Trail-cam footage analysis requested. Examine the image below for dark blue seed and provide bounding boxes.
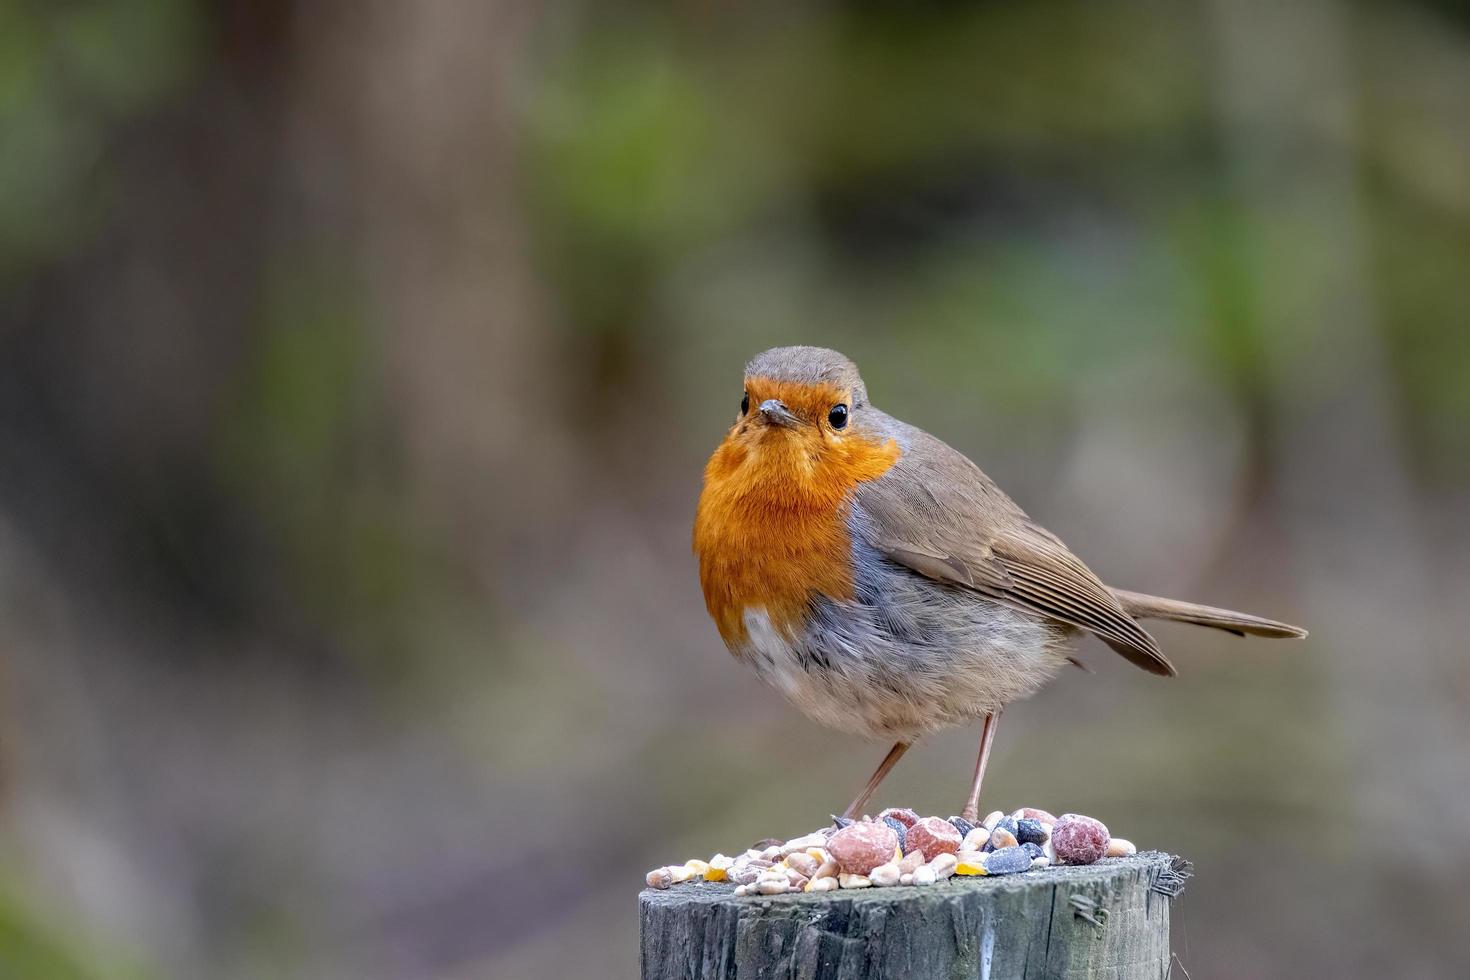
[832,815,854,830]
[883,816,909,851]
[948,815,975,838]
[1015,818,1048,845]
[1020,842,1044,858]
[995,815,1018,837]
[984,846,1032,875]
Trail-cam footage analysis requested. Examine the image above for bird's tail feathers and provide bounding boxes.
[1111,589,1307,639]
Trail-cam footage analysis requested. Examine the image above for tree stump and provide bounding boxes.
[640,851,1185,980]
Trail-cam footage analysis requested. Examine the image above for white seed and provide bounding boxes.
[1042,840,1057,864]
[982,810,1005,831]
[898,849,925,874]
[760,845,782,861]
[809,876,838,892]
[757,878,790,895]
[684,859,710,876]
[870,863,901,887]
[668,865,694,883]
[838,873,872,889]
[814,858,840,880]
[733,884,749,897]
[1030,856,1050,869]
[786,853,818,878]
[929,853,958,880]
[781,833,825,856]
[1106,837,1137,858]
[646,867,674,889]
[913,866,937,886]
[900,873,914,885]
[962,827,991,851]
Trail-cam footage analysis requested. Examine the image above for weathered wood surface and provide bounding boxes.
[640,852,1184,980]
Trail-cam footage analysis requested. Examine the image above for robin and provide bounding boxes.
[693,346,1306,822]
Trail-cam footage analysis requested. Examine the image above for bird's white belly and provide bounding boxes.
[741,607,809,698]
[740,606,866,734]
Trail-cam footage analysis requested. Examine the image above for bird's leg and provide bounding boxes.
[959,710,1001,824]
[841,741,910,820]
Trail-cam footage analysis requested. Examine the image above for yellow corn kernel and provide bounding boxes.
[705,854,733,881]
[954,859,988,876]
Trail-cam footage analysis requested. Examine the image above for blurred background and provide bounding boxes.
[2,0,1468,977]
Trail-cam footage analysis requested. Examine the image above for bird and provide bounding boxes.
[692,345,1306,823]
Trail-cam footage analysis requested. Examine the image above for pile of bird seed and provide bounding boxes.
[645,807,1136,894]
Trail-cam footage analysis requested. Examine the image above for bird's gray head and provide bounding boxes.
[730,346,873,439]
[744,346,868,405]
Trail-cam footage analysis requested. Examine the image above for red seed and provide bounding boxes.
[1051,813,1110,865]
[828,822,900,875]
[904,816,963,862]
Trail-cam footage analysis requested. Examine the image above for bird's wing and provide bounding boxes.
[854,422,1176,676]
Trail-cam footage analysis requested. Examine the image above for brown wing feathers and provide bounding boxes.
[990,528,1176,676]
[855,423,1179,675]
[860,485,1175,673]
[854,417,1304,674]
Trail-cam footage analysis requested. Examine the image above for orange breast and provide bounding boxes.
[693,416,899,652]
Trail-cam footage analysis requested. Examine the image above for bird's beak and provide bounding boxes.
[758,398,799,428]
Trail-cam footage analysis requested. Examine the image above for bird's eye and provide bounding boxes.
[828,404,849,429]
[740,392,750,415]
